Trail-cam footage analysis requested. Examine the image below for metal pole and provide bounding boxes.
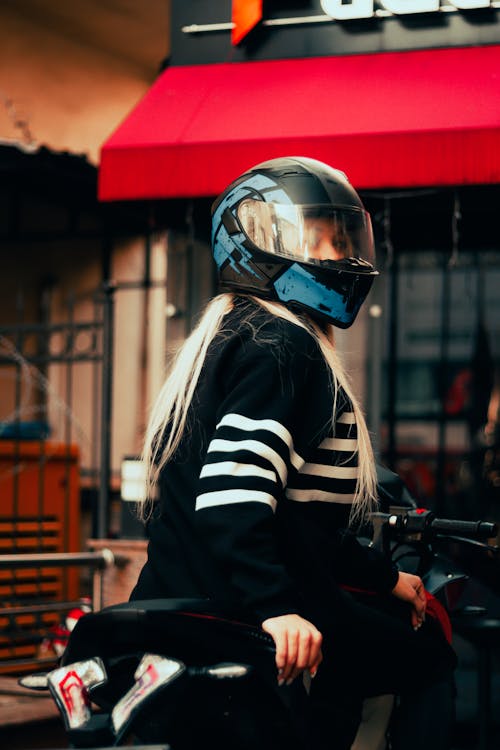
[0,550,119,569]
[98,282,115,539]
[436,257,451,517]
[386,253,399,470]
[185,201,195,333]
[367,300,384,458]
[0,601,93,617]
[137,233,152,456]
[92,567,104,611]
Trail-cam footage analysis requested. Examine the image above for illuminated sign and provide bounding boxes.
[232,0,262,45]
[321,0,492,19]
[182,0,497,45]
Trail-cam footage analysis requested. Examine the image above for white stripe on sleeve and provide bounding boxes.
[337,411,356,425]
[300,463,359,480]
[195,489,277,511]
[200,461,277,483]
[216,413,304,471]
[207,438,288,486]
[285,488,355,504]
[319,437,358,452]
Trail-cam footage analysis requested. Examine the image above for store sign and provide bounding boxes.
[183,0,495,43]
[173,0,499,63]
[321,0,491,19]
[232,0,262,45]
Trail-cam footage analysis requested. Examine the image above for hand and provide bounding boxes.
[262,613,323,686]
[391,571,427,630]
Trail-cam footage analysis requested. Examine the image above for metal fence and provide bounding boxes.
[0,282,114,671]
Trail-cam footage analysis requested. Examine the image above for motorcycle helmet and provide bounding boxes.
[211,156,377,328]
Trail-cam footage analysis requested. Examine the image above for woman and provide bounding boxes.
[131,157,456,749]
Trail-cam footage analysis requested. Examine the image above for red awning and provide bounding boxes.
[99,45,500,201]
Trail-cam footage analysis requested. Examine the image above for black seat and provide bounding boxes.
[63,598,275,669]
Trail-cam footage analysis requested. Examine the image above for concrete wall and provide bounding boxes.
[0,1,168,162]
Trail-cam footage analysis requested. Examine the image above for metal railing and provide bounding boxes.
[0,549,128,613]
[0,549,128,671]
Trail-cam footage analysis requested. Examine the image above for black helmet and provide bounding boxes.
[211,156,377,328]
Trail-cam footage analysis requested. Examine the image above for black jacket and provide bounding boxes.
[131,298,398,623]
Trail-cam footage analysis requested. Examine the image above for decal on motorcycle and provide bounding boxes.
[47,657,107,730]
[111,654,186,736]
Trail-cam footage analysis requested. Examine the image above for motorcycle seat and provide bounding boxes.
[62,598,275,669]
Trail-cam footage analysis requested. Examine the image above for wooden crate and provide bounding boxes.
[0,441,80,673]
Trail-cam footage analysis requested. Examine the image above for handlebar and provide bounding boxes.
[370,508,498,546]
[429,517,497,539]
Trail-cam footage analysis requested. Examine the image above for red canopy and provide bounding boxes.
[98,45,500,201]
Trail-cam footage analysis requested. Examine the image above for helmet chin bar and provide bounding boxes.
[272,262,375,329]
[220,259,375,329]
[344,274,371,315]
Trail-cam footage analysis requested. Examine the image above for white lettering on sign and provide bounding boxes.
[320,0,490,18]
[382,0,439,13]
[321,0,373,19]
[451,0,492,7]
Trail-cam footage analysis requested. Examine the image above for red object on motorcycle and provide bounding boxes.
[425,593,453,644]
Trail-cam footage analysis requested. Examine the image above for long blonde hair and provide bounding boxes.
[140,293,377,524]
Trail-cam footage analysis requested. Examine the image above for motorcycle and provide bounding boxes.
[23,599,306,750]
[20,487,499,750]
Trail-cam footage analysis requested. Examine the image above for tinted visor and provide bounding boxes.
[238,200,375,271]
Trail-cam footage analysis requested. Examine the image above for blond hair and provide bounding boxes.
[140,293,377,524]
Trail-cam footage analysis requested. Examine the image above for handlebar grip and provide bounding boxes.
[430,517,498,539]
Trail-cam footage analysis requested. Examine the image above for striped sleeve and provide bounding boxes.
[286,407,360,505]
[193,322,331,621]
[196,413,305,512]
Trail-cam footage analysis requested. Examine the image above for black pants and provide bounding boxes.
[390,676,456,750]
[307,676,455,750]
[305,591,457,750]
